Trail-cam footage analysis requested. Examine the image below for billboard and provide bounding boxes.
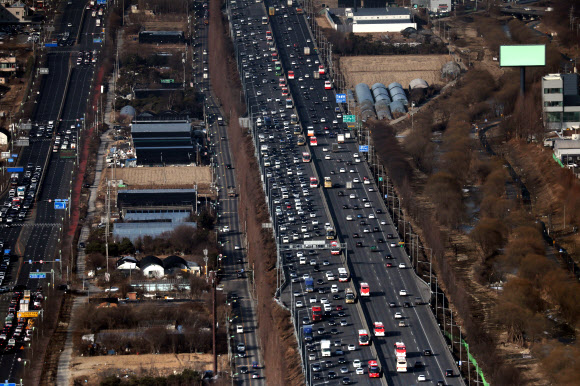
[17,311,39,318]
[500,45,545,67]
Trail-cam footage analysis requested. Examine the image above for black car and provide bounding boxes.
[324,360,333,368]
[338,191,344,196]
[342,204,348,209]
[373,227,380,232]
[404,302,411,308]
[337,357,346,364]
[385,254,393,259]
[424,349,433,356]
[414,361,424,368]
[356,242,363,247]
[317,328,325,335]
[332,294,340,300]
[327,319,337,326]
[240,366,249,374]
[352,233,359,238]
[331,328,339,334]
[342,377,351,385]
[328,371,337,379]
[445,369,453,377]
[226,164,233,169]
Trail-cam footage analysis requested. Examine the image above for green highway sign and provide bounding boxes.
[161,79,175,84]
[344,115,356,123]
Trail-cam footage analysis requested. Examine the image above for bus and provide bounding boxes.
[281,87,288,96]
[368,360,381,378]
[310,136,317,146]
[324,80,332,90]
[338,267,349,282]
[360,282,370,296]
[291,114,298,124]
[358,329,370,346]
[302,152,311,162]
[330,240,341,255]
[312,306,323,321]
[325,228,335,240]
[288,70,294,79]
[262,16,268,24]
[319,65,325,75]
[373,322,385,336]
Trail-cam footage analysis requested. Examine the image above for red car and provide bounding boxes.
[335,305,343,311]
[386,263,393,268]
[368,360,380,378]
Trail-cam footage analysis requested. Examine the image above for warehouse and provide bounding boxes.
[130,120,194,165]
[326,7,417,33]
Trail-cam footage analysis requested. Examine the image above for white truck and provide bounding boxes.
[321,340,331,357]
[337,133,345,144]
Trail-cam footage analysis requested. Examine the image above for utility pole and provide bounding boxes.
[212,271,217,377]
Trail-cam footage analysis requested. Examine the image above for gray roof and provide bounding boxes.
[119,189,197,195]
[140,31,184,36]
[131,121,191,134]
[113,222,197,242]
[124,212,190,223]
[341,7,411,17]
[353,19,413,25]
[554,139,580,149]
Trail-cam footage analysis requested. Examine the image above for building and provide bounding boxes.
[412,0,451,14]
[140,255,164,278]
[163,255,188,274]
[0,57,16,73]
[117,189,198,217]
[542,73,580,131]
[326,7,417,33]
[0,1,30,23]
[552,136,580,167]
[138,31,185,44]
[130,120,194,165]
[116,256,139,271]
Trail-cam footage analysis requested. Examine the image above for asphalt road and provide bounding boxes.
[0,0,102,382]
[229,0,464,385]
[192,3,265,384]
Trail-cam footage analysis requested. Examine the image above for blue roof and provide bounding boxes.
[124,212,190,223]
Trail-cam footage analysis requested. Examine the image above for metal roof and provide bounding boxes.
[140,31,184,36]
[351,7,411,17]
[113,222,198,242]
[124,212,190,222]
[131,121,191,133]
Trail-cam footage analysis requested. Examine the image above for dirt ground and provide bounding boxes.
[340,54,451,89]
[70,353,227,385]
[103,165,211,190]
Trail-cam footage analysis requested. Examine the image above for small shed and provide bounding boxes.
[140,255,164,278]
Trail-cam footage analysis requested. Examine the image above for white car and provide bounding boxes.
[325,154,331,160]
[390,242,397,247]
[364,202,371,208]
[296,300,304,308]
[297,251,304,258]
[309,212,317,218]
[346,215,353,221]
[356,367,364,375]
[234,245,241,250]
[321,297,329,304]
[398,263,406,269]
[353,359,362,368]
[399,289,408,296]
[339,168,346,173]
[417,375,426,382]
[310,296,317,303]
[349,194,356,199]
[368,213,375,219]
[381,220,387,225]
[394,312,402,319]
[353,178,360,183]
[322,147,328,152]
[348,344,356,351]
[331,284,339,293]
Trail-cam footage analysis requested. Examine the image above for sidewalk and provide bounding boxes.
[55,75,115,386]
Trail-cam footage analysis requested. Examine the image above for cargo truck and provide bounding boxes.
[332,143,339,153]
[268,6,275,15]
[304,46,310,55]
[312,306,323,321]
[346,181,353,189]
[324,177,332,188]
[321,340,331,356]
[337,134,345,144]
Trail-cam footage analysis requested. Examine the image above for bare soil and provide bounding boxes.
[103,166,212,191]
[340,54,451,89]
[70,353,227,386]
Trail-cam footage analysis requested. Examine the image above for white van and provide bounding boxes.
[236,325,243,334]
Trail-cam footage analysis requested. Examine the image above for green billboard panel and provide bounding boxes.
[344,115,356,123]
[500,45,545,67]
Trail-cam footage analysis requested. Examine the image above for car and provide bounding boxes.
[328,371,337,379]
[390,242,397,247]
[399,289,408,296]
[296,300,303,308]
[386,263,393,268]
[347,344,356,351]
[331,328,339,334]
[340,319,348,326]
[340,366,349,374]
[237,342,246,352]
[240,366,249,374]
[368,213,375,219]
[404,301,411,308]
[312,364,322,372]
[398,263,406,269]
[310,296,317,303]
[332,294,340,300]
[356,367,364,375]
[445,369,453,377]
[317,327,325,335]
[331,284,338,293]
[352,359,362,368]
[414,361,424,368]
[394,312,402,319]
[309,353,316,361]
[424,349,433,356]
[335,304,343,311]
[356,242,363,247]
[398,320,406,327]
[385,254,392,259]
[418,375,426,382]
[349,194,356,199]
[346,215,353,221]
[342,376,351,384]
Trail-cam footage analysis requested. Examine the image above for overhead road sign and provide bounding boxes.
[344,115,356,123]
[359,145,369,153]
[336,94,346,103]
[6,167,23,172]
[29,272,47,279]
[45,43,58,47]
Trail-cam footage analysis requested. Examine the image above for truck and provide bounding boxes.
[346,181,353,190]
[287,0,293,6]
[260,144,268,154]
[332,143,339,153]
[324,177,332,188]
[291,114,298,124]
[302,152,311,162]
[337,133,345,144]
[345,289,356,303]
[305,277,314,292]
[312,306,323,321]
[330,240,341,255]
[321,340,331,357]
[227,187,237,197]
[268,6,275,16]
[373,322,385,336]
[304,46,310,55]
[96,18,101,26]
[297,136,306,146]
[19,300,29,312]
[23,290,31,302]
[360,282,370,296]
[303,325,313,341]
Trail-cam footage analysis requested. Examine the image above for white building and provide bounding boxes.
[542,73,580,131]
[327,7,417,33]
[140,255,164,278]
[412,0,452,14]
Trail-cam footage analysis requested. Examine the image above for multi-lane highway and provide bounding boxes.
[229,0,463,384]
[193,2,265,383]
[0,0,103,382]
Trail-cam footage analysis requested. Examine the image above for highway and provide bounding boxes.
[230,0,464,384]
[0,0,102,382]
[192,1,265,383]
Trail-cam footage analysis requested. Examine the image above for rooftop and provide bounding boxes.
[131,121,191,134]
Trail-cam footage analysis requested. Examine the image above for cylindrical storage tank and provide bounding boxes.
[389,100,406,115]
[409,78,429,90]
[355,83,374,104]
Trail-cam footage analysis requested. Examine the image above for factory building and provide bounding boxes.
[326,7,417,33]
